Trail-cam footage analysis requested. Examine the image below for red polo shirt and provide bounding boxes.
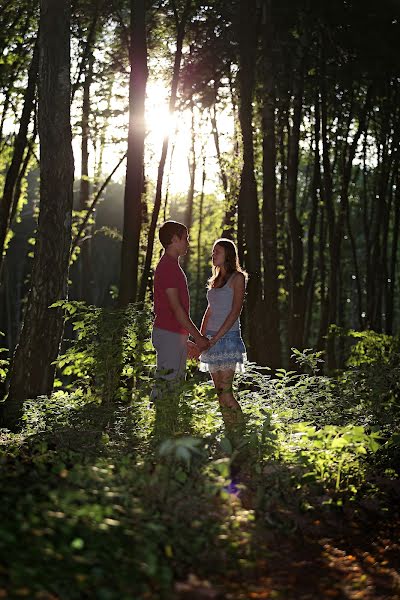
[153,253,190,334]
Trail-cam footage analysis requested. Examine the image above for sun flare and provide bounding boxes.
[72,76,234,199]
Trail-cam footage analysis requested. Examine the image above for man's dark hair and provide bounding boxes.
[159,221,187,249]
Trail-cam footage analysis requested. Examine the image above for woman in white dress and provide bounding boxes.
[189,238,247,418]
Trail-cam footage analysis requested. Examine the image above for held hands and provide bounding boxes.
[187,335,213,360]
[187,340,201,360]
[196,334,211,352]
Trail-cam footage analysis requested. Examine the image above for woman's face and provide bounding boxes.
[212,244,225,267]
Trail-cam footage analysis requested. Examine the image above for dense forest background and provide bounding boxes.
[0,0,400,421]
[1,2,400,598]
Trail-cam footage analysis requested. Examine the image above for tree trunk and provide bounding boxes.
[222,65,241,237]
[119,0,148,306]
[138,0,192,304]
[303,91,321,347]
[1,0,74,431]
[236,0,262,363]
[210,91,234,236]
[317,191,327,352]
[72,153,127,252]
[287,56,305,358]
[71,1,101,102]
[0,87,12,147]
[260,0,281,368]
[78,53,95,304]
[387,170,400,334]
[194,156,206,318]
[182,97,196,271]
[0,38,39,275]
[94,75,114,184]
[319,54,337,368]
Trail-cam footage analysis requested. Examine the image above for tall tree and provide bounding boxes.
[236,0,263,363]
[286,36,305,356]
[0,38,39,274]
[138,0,193,304]
[260,0,281,368]
[1,0,74,431]
[119,0,148,306]
[181,96,196,271]
[78,52,95,304]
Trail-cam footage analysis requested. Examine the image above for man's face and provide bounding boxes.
[173,232,189,256]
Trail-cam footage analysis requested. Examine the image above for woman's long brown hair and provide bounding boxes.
[208,238,248,289]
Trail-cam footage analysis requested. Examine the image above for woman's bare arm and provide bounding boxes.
[209,273,245,345]
[200,304,211,335]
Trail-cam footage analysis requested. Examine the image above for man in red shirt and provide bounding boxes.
[152,221,209,398]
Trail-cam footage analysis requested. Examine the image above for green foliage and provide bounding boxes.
[346,329,400,368]
[284,423,381,492]
[0,312,399,598]
[291,347,325,374]
[53,301,154,402]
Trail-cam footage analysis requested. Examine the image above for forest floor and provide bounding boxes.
[0,370,399,600]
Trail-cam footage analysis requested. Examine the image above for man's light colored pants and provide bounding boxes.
[151,327,188,399]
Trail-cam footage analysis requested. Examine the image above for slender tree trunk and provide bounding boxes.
[73,153,127,252]
[182,98,196,271]
[194,156,206,318]
[236,0,263,363]
[1,0,74,431]
[387,170,400,334]
[303,92,321,346]
[260,0,281,368]
[94,75,114,184]
[210,91,234,235]
[0,38,39,275]
[71,1,102,102]
[0,87,12,147]
[287,54,305,357]
[368,101,388,330]
[138,0,191,304]
[11,129,37,223]
[319,54,337,367]
[79,54,95,303]
[210,98,229,199]
[223,66,241,238]
[328,84,371,364]
[186,105,197,218]
[119,0,148,306]
[362,132,372,326]
[317,194,327,351]
[163,134,177,221]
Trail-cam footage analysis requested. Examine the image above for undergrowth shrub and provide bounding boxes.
[53,301,154,402]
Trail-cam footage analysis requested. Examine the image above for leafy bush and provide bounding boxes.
[53,301,154,402]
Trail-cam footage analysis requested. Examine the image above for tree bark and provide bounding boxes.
[303,91,321,347]
[387,169,400,334]
[260,0,281,368]
[287,54,305,358]
[182,97,196,271]
[194,155,206,318]
[0,38,39,275]
[78,53,95,303]
[138,0,192,304]
[1,0,74,431]
[119,0,148,306]
[236,0,263,363]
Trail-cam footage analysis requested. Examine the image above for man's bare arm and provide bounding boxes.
[166,288,209,351]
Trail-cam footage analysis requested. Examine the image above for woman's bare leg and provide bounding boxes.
[211,369,241,410]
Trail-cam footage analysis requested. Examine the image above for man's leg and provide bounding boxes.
[151,328,188,438]
[151,328,188,400]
